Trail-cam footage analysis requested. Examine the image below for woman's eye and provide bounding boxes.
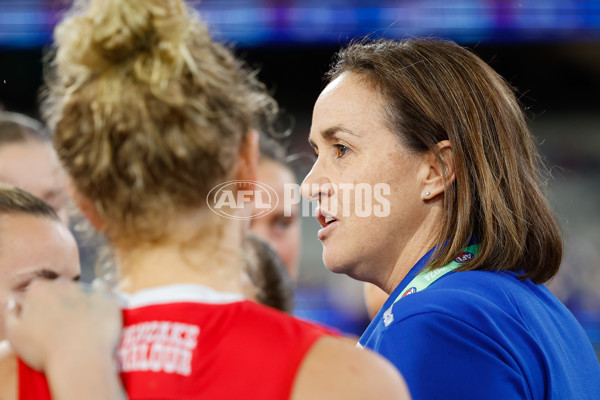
[334,144,349,158]
[273,217,291,230]
[269,214,291,231]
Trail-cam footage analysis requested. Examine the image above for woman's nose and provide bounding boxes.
[301,169,334,202]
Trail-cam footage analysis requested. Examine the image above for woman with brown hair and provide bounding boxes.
[302,38,600,398]
[7,1,408,399]
[0,112,69,225]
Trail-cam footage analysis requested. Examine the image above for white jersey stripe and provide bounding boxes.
[118,284,244,309]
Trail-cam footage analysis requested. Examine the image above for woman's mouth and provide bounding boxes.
[316,208,338,240]
[324,216,337,225]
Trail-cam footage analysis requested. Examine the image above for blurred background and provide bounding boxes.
[1,0,599,356]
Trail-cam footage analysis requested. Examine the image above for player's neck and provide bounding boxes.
[380,206,443,295]
[115,211,247,295]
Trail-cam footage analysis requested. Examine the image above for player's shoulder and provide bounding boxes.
[292,335,410,400]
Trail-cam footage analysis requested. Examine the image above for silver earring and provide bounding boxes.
[425,192,430,197]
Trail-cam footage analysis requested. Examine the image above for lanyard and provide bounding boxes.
[392,244,481,304]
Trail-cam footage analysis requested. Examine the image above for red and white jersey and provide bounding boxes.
[19,284,332,400]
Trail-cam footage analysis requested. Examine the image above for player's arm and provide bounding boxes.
[291,335,411,400]
[44,349,127,400]
[5,279,127,400]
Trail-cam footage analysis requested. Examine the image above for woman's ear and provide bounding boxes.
[421,140,455,201]
[235,130,259,183]
[66,178,106,231]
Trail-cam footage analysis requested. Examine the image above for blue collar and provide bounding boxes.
[370,236,480,322]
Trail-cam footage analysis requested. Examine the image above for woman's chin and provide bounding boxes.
[322,251,353,276]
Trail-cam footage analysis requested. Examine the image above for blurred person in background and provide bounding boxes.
[0,110,108,283]
[8,1,409,399]
[0,112,69,225]
[244,135,297,313]
[250,134,301,280]
[0,184,80,400]
[250,135,358,333]
[301,37,600,398]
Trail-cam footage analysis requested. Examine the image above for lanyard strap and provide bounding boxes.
[393,244,481,304]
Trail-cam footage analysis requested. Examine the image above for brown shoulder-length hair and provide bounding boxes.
[326,38,562,284]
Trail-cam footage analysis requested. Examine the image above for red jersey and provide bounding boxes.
[19,284,332,399]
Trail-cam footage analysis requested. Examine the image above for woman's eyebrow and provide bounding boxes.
[309,125,358,148]
[320,126,358,140]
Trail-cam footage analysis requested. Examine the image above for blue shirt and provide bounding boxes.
[359,249,600,399]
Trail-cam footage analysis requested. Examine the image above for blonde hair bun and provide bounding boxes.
[43,0,277,243]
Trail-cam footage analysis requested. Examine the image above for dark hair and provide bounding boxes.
[0,111,50,145]
[0,183,59,221]
[244,234,294,313]
[326,38,562,283]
